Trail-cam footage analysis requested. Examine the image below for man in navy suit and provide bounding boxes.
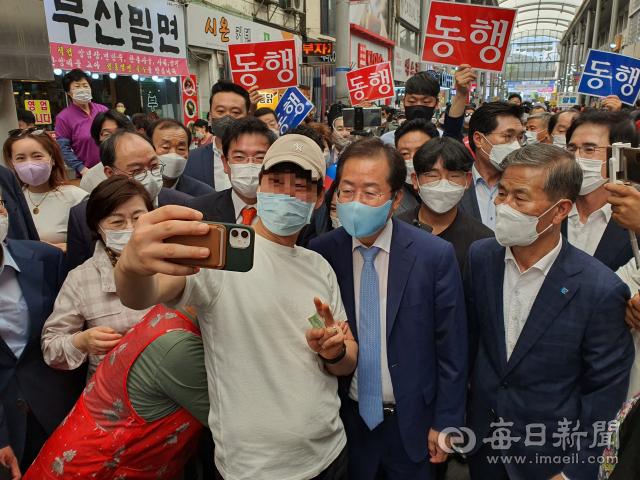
[563,109,638,271]
[66,131,191,271]
[0,188,85,477]
[308,138,467,479]
[464,144,634,480]
[184,81,260,190]
[0,165,38,241]
[146,118,214,198]
[459,101,525,230]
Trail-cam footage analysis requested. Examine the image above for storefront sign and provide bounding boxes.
[394,47,423,82]
[400,0,421,29]
[186,3,301,51]
[24,100,51,124]
[44,0,188,76]
[274,87,313,135]
[346,62,395,104]
[557,93,579,108]
[578,50,640,105]
[303,42,333,56]
[228,39,298,90]
[358,43,386,68]
[422,1,516,73]
[440,72,454,89]
[507,81,555,93]
[182,75,198,136]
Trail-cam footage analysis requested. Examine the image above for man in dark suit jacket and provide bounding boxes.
[0,165,38,241]
[66,131,191,271]
[562,109,639,272]
[183,81,255,190]
[464,144,633,480]
[0,231,85,475]
[308,138,467,479]
[146,118,214,198]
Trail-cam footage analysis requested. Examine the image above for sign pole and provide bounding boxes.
[336,0,351,103]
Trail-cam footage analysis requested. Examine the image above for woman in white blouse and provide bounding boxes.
[41,176,154,380]
[2,128,88,252]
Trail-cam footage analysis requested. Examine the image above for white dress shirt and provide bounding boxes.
[212,137,232,191]
[231,190,259,226]
[349,220,395,404]
[472,164,499,231]
[503,237,563,360]
[567,202,611,256]
[0,244,29,358]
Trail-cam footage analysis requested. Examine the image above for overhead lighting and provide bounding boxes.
[132,74,139,81]
[25,92,30,95]
[152,75,159,81]
[610,43,617,48]
[170,76,177,83]
[92,73,99,80]
[84,71,91,76]
[53,69,62,75]
[140,77,146,81]
[109,73,117,79]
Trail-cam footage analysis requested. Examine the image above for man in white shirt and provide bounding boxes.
[184,81,261,191]
[464,144,633,480]
[459,101,525,230]
[563,109,639,270]
[115,134,357,480]
[186,117,277,225]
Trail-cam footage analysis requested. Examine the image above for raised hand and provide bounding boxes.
[305,297,345,360]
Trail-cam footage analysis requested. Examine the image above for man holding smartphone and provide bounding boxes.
[114,134,357,480]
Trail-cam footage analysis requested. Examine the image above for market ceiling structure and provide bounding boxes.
[499,0,584,39]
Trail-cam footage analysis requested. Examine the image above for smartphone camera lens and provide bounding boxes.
[241,231,249,238]
[231,230,239,237]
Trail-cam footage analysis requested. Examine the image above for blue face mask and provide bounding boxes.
[257,192,315,237]
[336,199,392,239]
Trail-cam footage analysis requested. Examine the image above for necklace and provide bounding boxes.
[27,189,52,214]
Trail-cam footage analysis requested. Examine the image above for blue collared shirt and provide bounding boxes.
[0,244,29,358]
[472,164,499,230]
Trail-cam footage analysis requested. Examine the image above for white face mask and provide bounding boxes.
[270,129,280,138]
[405,160,414,184]
[71,88,92,104]
[481,135,521,171]
[0,215,8,244]
[418,179,467,214]
[494,200,562,247]
[195,130,205,140]
[229,163,261,198]
[134,171,163,201]
[553,135,566,147]
[524,130,546,146]
[159,153,188,180]
[100,226,133,254]
[576,157,607,196]
[330,216,342,229]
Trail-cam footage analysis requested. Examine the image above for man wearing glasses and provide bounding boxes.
[308,138,467,479]
[66,131,191,270]
[564,109,639,271]
[460,101,525,230]
[395,137,494,274]
[186,117,276,225]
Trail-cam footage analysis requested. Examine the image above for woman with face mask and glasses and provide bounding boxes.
[41,176,154,381]
[3,129,88,253]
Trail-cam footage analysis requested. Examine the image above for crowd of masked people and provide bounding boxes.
[3,66,640,480]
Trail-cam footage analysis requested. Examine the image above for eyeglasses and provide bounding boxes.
[487,132,524,144]
[419,171,468,185]
[228,155,265,164]
[8,127,45,138]
[111,163,165,180]
[565,146,608,156]
[337,188,395,206]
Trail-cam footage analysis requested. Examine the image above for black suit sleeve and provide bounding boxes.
[66,206,87,272]
[463,244,479,379]
[0,404,8,450]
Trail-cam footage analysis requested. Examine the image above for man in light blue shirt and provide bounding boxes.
[0,187,85,477]
[459,101,525,230]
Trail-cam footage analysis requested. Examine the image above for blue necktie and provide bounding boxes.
[357,245,383,430]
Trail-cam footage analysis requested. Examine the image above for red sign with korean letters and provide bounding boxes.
[346,62,395,105]
[358,44,367,68]
[421,1,516,73]
[228,39,298,91]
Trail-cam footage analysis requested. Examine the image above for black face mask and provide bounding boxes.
[210,114,237,139]
[405,105,436,121]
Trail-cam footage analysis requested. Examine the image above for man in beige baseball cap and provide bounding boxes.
[261,133,326,183]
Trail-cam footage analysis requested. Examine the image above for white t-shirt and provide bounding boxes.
[167,235,347,480]
[23,185,88,243]
[79,163,108,193]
